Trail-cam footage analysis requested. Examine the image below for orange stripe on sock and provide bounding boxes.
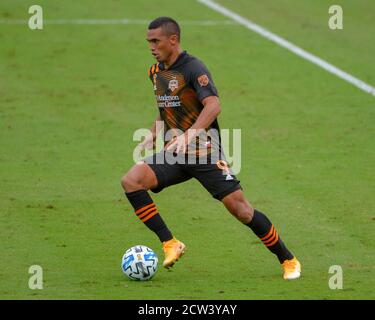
[260,225,274,241]
[263,229,277,245]
[265,234,279,247]
[263,230,278,246]
[138,208,157,219]
[135,203,155,215]
[141,210,158,222]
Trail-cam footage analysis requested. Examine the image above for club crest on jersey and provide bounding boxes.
[168,77,179,92]
[198,74,209,87]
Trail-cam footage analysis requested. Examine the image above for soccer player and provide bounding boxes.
[121,17,301,279]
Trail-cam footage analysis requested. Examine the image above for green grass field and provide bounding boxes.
[1,0,374,300]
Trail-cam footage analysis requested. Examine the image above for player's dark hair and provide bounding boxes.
[148,17,181,42]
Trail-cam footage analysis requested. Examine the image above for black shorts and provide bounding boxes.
[143,151,241,201]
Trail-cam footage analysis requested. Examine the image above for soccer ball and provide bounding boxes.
[121,245,158,281]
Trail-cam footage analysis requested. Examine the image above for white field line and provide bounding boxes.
[198,0,375,98]
[0,18,236,26]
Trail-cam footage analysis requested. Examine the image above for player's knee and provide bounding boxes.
[121,173,131,191]
[121,172,142,192]
[237,211,252,224]
[121,164,150,192]
[235,202,254,224]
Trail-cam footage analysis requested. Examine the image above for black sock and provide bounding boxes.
[125,190,173,243]
[246,209,294,263]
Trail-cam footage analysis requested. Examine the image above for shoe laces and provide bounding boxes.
[282,259,296,271]
[163,239,178,250]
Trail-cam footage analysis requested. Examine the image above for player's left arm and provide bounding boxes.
[191,95,221,130]
[167,96,221,153]
[187,95,221,139]
[166,96,221,153]
[166,61,221,153]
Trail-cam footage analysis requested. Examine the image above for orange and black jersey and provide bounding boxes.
[148,51,221,154]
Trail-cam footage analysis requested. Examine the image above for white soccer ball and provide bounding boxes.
[121,245,158,281]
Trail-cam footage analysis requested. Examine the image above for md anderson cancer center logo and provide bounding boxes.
[155,77,181,108]
[156,94,181,108]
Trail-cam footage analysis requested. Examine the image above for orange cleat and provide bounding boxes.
[162,237,186,269]
[282,257,301,280]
